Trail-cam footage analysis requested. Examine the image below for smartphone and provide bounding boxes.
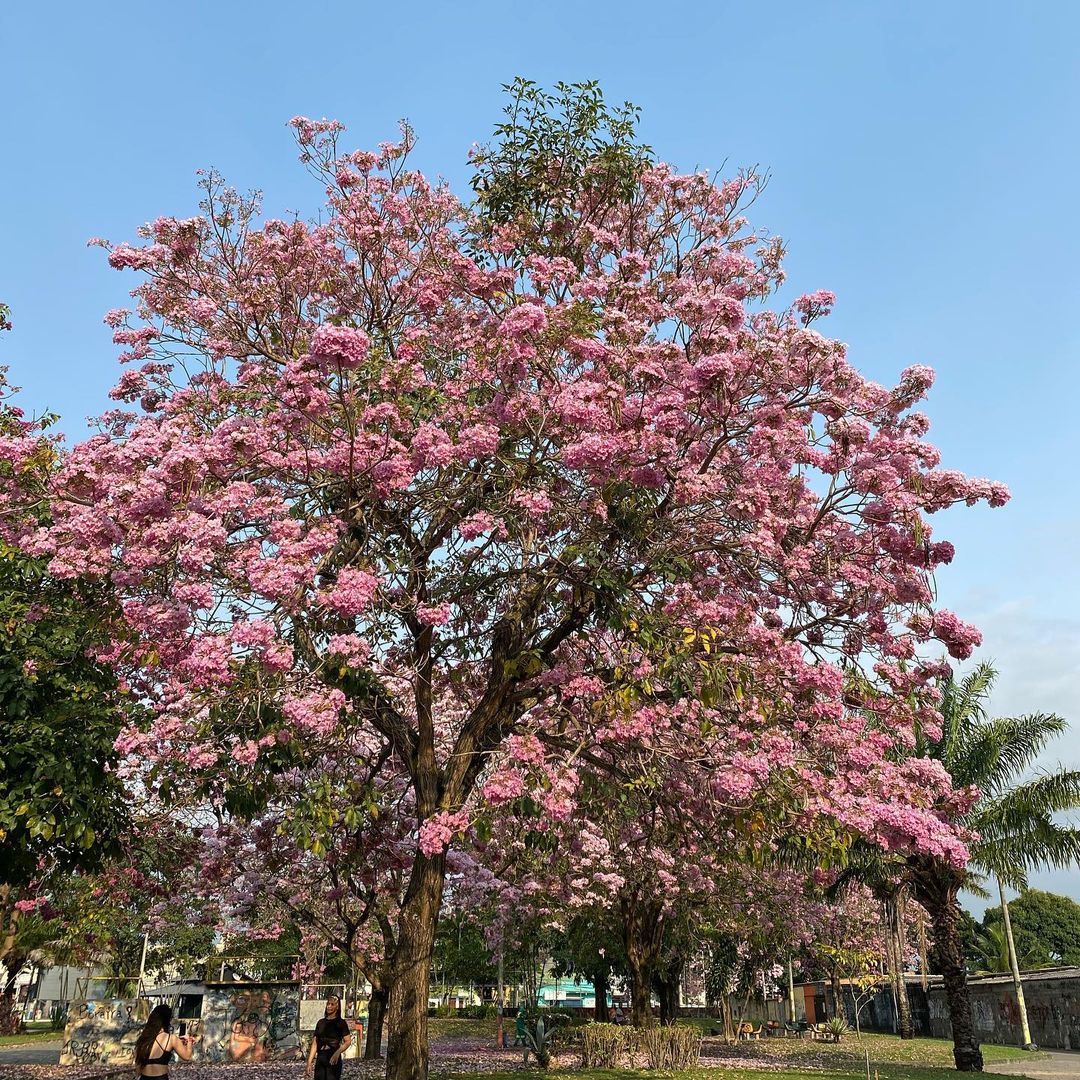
[178,1022,188,1038]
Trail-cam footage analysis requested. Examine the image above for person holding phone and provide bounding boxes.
[134,1004,194,1078]
[306,995,351,1080]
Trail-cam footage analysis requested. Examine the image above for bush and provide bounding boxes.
[581,1023,635,1068]
[641,1024,702,1070]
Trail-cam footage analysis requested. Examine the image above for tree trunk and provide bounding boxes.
[829,971,843,1021]
[912,864,983,1072]
[998,878,1033,1048]
[366,982,390,1060]
[385,852,446,1080]
[627,953,652,1028]
[0,992,20,1038]
[917,910,930,991]
[0,946,27,1038]
[593,969,610,1023]
[655,951,683,1026]
[621,894,664,1028]
[719,993,734,1041]
[884,892,915,1039]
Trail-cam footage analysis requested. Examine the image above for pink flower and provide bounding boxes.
[511,490,553,517]
[794,289,836,324]
[323,568,379,616]
[309,325,370,369]
[499,302,548,338]
[417,602,451,626]
[418,810,470,856]
[231,741,259,765]
[458,511,495,540]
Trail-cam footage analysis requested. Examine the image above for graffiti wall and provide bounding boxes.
[59,1000,147,1066]
[928,971,1080,1049]
[200,984,302,1063]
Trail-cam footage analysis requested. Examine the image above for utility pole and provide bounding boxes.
[137,932,150,997]
[787,959,797,1023]
[998,878,1034,1049]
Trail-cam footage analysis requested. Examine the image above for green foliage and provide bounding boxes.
[982,889,1080,967]
[919,663,1080,889]
[580,1023,635,1068]
[549,912,626,995]
[823,1015,851,1041]
[0,544,130,886]
[640,1024,703,1069]
[470,77,653,263]
[704,934,741,1004]
[433,915,498,989]
[970,922,1034,974]
[524,1013,555,1068]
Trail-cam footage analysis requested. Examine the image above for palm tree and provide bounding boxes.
[971,921,1038,974]
[906,662,1080,1071]
[827,847,916,1040]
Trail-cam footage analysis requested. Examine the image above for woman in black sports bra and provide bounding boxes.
[134,1004,194,1078]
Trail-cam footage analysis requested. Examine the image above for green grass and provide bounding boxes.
[433,1069,1034,1080]
[668,1029,1036,1068]
[430,1016,501,1040]
[426,1020,1041,1079]
[0,1028,63,1047]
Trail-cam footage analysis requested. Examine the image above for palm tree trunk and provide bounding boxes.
[997,878,1033,1048]
[919,881,983,1071]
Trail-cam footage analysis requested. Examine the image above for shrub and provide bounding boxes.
[581,1023,633,1068]
[641,1024,702,1070]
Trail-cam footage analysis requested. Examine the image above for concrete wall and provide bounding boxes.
[928,970,1080,1050]
[59,1000,148,1066]
[200,984,303,1063]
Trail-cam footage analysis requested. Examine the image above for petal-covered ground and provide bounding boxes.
[0,1028,1038,1080]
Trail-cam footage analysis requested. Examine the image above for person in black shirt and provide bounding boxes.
[306,995,352,1080]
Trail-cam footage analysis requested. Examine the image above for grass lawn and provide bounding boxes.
[421,1020,1040,1080]
[673,1026,1035,1068]
[0,1027,63,1047]
[430,1069,1035,1080]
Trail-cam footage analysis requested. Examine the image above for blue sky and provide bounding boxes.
[3,1,1079,909]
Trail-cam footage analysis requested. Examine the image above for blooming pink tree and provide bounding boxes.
[1,83,1004,1080]
[187,750,414,1059]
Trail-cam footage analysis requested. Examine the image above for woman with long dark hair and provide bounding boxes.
[133,1004,194,1078]
[305,995,351,1080]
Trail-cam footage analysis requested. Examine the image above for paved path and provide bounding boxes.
[989,1050,1080,1079]
[0,1040,62,1065]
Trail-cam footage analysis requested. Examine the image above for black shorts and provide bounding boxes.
[314,1051,342,1080]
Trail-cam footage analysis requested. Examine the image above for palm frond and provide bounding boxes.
[977,714,1070,794]
[946,725,1007,789]
[940,663,997,767]
[970,818,1080,889]
[971,770,1080,832]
